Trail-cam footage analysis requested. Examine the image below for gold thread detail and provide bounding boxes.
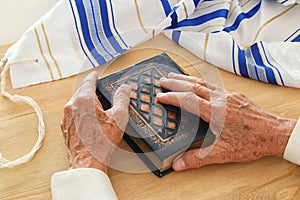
[242,4,297,50]
[182,2,189,18]
[228,0,251,22]
[204,33,210,61]
[34,28,54,80]
[41,22,62,78]
[249,46,267,82]
[234,42,241,75]
[134,0,148,34]
[286,29,300,42]
[197,24,224,32]
[176,0,188,18]
[241,0,251,7]
[227,4,240,19]
[257,42,280,84]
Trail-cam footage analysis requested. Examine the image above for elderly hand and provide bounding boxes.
[60,71,131,174]
[157,73,297,171]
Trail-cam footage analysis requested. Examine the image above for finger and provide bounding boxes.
[156,92,211,122]
[159,77,212,100]
[168,72,218,90]
[73,71,99,99]
[69,71,103,111]
[172,145,227,171]
[61,102,76,135]
[107,84,131,130]
[81,71,99,90]
[172,148,208,171]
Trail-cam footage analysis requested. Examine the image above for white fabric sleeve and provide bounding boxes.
[284,119,300,165]
[51,168,117,200]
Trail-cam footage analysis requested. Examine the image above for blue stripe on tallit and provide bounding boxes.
[168,9,229,29]
[232,39,237,75]
[251,44,277,84]
[160,0,178,26]
[69,0,95,67]
[237,47,250,78]
[223,1,261,33]
[75,0,106,64]
[88,0,114,59]
[245,48,260,81]
[108,0,128,48]
[172,31,181,45]
[170,5,179,27]
[193,0,201,7]
[280,0,289,5]
[292,34,300,42]
[260,42,285,86]
[99,0,125,54]
[284,28,300,42]
[160,0,172,16]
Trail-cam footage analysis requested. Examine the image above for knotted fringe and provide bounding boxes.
[0,57,45,168]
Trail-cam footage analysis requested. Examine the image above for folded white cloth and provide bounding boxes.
[284,119,300,165]
[2,0,300,88]
[51,168,117,200]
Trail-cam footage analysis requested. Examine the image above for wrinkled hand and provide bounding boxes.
[61,71,131,174]
[157,73,297,171]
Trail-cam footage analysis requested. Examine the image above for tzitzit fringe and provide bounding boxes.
[0,57,45,168]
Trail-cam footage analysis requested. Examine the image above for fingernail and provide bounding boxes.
[173,158,185,171]
[168,72,176,77]
[120,84,132,93]
[160,77,167,81]
[156,93,166,98]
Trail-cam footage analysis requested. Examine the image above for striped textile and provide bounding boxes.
[3,0,300,88]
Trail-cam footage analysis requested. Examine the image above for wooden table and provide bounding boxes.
[0,34,300,200]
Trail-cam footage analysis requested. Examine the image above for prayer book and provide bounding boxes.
[96,53,210,177]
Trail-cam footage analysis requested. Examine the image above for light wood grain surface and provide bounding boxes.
[0,35,299,200]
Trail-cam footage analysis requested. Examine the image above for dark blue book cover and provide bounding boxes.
[96,53,209,177]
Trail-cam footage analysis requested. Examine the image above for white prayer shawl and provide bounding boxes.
[1,0,300,168]
[2,0,300,88]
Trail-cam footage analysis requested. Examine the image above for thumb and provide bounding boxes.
[107,84,132,130]
[172,145,222,171]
